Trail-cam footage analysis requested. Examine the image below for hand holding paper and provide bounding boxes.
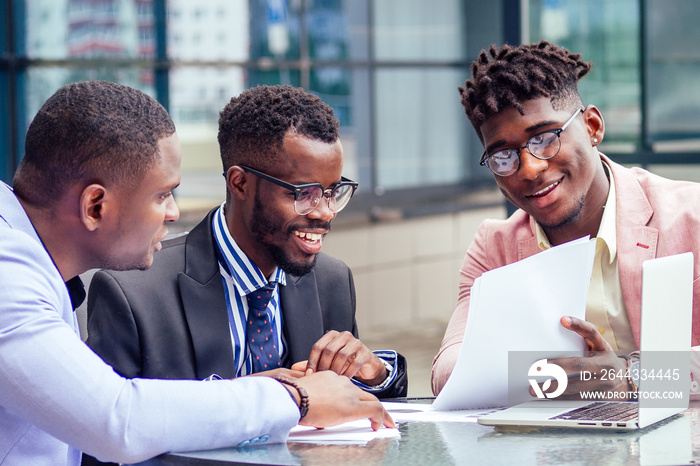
[432,238,596,411]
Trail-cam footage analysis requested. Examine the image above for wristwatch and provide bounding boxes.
[621,351,640,393]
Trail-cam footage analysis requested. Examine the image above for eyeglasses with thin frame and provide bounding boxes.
[234,165,358,215]
[479,108,584,177]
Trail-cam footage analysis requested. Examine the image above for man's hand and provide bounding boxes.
[289,371,395,430]
[247,368,304,379]
[291,331,387,386]
[532,316,629,399]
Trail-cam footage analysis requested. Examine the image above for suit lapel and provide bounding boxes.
[607,157,657,347]
[280,270,324,365]
[179,210,236,379]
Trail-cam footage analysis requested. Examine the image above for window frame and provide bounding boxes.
[2,0,699,222]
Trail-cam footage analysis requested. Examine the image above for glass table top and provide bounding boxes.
[130,400,700,466]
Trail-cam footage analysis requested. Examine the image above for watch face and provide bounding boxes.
[629,359,640,392]
[630,360,641,381]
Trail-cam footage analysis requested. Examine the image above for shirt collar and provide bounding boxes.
[535,222,551,251]
[65,276,86,311]
[535,161,617,263]
[597,161,617,263]
[211,203,286,296]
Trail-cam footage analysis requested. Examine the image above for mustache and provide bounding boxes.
[288,220,332,232]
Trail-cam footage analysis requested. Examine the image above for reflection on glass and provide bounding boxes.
[526,0,640,149]
[288,438,396,463]
[169,66,247,198]
[26,0,155,59]
[19,0,478,200]
[166,0,250,61]
[375,68,468,190]
[169,66,246,126]
[246,69,302,89]
[373,0,466,61]
[311,67,351,124]
[647,0,700,144]
[25,67,155,128]
[249,0,301,60]
[307,0,369,61]
[309,67,368,189]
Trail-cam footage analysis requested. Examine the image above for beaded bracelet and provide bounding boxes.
[274,377,309,419]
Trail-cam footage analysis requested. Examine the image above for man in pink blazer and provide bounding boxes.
[432,41,700,398]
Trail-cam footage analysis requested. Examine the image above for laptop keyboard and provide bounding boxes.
[550,402,639,421]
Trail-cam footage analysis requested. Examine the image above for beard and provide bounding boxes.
[538,196,586,231]
[250,193,328,277]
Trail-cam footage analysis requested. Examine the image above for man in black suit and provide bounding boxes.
[86,85,407,400]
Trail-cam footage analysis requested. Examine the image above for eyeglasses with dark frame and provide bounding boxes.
[236,165,359,215]
[479,108,585,177]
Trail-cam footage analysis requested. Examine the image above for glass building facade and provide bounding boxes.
[2,0,700,216]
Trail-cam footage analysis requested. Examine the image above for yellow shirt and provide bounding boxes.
[535,162,636,351]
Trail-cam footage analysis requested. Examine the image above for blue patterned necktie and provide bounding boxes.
[246,282,281,372]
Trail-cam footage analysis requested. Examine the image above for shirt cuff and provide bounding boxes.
[351,350,398,392]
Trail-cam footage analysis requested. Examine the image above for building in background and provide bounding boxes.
[2,0,490,205]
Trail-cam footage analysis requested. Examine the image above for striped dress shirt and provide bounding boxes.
[212,205,286,376]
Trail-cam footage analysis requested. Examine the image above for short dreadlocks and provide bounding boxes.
[459,41,592,134]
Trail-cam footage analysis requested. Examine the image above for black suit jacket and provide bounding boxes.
[86,209,407,398]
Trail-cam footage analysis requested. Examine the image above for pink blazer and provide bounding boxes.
[432,155,700,395]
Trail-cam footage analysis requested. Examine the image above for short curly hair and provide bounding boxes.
[14,81,175,206]
[217,84,339,173]
[459,41,592,134]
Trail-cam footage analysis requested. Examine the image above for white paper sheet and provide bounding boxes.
[288,420,400,444]
[382,401,503,423]
[432,237,596,411]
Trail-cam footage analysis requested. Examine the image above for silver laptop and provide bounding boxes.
[478,252,693,430]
